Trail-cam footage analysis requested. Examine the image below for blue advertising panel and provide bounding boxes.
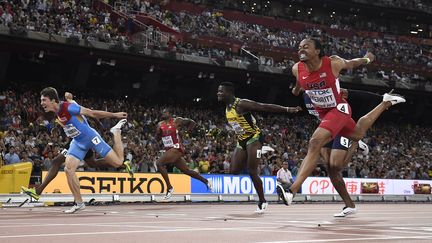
[191,174,278,194]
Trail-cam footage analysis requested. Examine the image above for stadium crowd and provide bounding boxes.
[1,0,431,75]
[1,88,431,182]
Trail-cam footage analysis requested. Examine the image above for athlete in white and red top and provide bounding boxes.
[278,38,406,206]
[159,118,185,153]
[156,108,213,199]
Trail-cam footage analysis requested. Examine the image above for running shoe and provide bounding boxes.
[110,119,127,133]
[164,188,174,200]
[255,201,268,214]
[207,180,214,192]
[276,184,286,204]
[64,202,86,214]
[383,90,406,106]
[123,160,134,178]
[21,186,40,201]
[334,207,357,217]
[358,140,369,156]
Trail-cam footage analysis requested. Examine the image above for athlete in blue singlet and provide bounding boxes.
[40,87,127,214]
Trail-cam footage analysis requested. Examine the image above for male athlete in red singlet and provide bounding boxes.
[156,108,212,199]
[279,38,406,205]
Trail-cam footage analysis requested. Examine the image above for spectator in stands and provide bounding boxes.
[4,146,20,164]
[276,161,294,191]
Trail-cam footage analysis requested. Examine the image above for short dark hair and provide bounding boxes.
[220,82,235,93]
[308,38,324,58]
[40,87,60,102]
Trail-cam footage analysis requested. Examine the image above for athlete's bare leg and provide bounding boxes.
[64,155,83,203]
[174,157,208,185]
[229,148,247,174]
[246,141,266,203]
[348,102,392,141]
[35,154,65,195]
[290,128,333,194]
[157,149,182,190]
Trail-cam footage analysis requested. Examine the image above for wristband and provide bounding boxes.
[364,57,371,64]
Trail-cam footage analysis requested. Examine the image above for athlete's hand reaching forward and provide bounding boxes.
[287,106,302,113]
[364,52,375,63]
[113,112,128,119]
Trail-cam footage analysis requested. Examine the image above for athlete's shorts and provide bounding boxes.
[67,134,111,161]
[323,135,351,151]
[236,133,264,150]
[319,103,356,139]
[164,145,185,155]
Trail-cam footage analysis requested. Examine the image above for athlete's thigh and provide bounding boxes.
[158,148,182,164]
[329,149,348,170]
[246,141,262,171]
[230,147,247,174]
[89,135,112,159]
[174,156,189,172]
[67,140,88,162]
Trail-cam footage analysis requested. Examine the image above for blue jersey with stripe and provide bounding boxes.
[56,101,98,142]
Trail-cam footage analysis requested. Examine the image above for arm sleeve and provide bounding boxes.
[67,103,81,115]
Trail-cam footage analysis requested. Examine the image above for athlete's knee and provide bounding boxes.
[64,162,77,175]
[308,137,326,152]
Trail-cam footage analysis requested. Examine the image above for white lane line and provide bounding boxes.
[258,235,432,243]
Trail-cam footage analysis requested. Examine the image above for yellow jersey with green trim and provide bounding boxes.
[225,98,261,141]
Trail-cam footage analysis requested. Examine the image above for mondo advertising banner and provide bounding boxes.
[41,172,191,194]
[191,174,278,194]
[301,177,432,195]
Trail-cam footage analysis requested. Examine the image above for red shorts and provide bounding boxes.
[164,146,185,155]
[318,103,356,138]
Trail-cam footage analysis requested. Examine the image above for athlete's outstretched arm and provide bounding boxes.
[80,106,127,119]
[237,99,302,114]
[331,52,375,73]
[175,117,196,130]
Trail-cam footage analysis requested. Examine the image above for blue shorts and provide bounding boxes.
[67,134,112,161]
[323,135,351,151]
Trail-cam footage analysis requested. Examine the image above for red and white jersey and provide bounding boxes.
[160,118,182,150]
[297,56,345,116]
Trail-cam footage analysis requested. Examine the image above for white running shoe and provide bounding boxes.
[279,188,293,206]
[276,184,288,205]
[383,90,406,106]
[110,119,127,133]
[334,207,357,217]
[207,180,214,193]
[164,188,174,200]
[64,202,86,214]
[255,201,268,214]
[358,140,369,156]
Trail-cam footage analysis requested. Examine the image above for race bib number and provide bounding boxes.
[63,124,81,138]
[256,149,262,159]
[228,121,245,135]
[92,136,101,145]
[340,136,352,148]
[337,103,350,115]
[305,88,337,108]
[162,136,174,147]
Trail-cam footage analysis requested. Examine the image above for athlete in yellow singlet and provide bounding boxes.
[217,82,301,213]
